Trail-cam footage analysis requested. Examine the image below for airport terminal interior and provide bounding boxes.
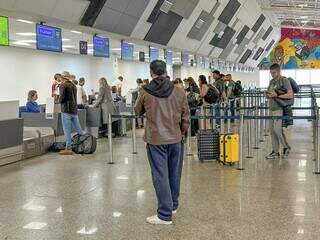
[2,0,320,239]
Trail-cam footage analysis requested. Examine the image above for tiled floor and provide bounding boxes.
[1,114,320,239]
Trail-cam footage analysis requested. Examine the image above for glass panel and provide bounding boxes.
[282,70,296,80]
[310,69,320,85]
[296,70,311,85]
[259,70,271,88]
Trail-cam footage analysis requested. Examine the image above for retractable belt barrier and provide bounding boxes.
[106,85,320,174]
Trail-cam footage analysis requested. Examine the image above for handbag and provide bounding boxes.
[274,86,294,107]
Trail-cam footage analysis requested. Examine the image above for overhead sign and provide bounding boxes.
[93,36,109,58]
[79,41,88,55]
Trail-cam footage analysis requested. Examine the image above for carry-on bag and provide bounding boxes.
[219,133,239,165]
[72,133,97,154]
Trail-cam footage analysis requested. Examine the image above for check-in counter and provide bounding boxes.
[0,118,24,166]
[21,110,87,137]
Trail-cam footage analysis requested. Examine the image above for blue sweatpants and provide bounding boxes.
[146,142,184,222]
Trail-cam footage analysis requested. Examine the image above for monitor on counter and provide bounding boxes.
[121,41,134,61]
[149,47,159,62]
[36,24,62,52]
[93,36,109,58]
[0,16,9,46]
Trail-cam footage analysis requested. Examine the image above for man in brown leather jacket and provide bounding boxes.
[135,60,190,225]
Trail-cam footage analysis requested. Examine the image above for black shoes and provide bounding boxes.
[283,147,291,157]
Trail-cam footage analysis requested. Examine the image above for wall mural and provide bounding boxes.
[260,27,320,69]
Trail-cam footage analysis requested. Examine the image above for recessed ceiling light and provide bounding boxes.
[19,40,36,43]
[16,32,36,36]
[300,16,308,19]
[301,20,309,23]
[111,48,121,51]
[70,30,82,34]
[63,45,75,49]
[17,19,34,24]
[12,41,31,46]
[62,38,71,42]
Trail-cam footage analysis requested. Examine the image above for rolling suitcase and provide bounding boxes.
[219,134,239,165]
[197,129,220,161]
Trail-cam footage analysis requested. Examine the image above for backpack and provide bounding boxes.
[204,85,220,104]
[49,142,66,152]
[72,133,97,154]
[287,77,300,94]
[233,82,243,97]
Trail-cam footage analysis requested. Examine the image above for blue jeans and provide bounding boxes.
[146,142,184,222]
[61,113,83,149]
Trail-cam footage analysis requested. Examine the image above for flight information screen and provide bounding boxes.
[149,47,159,62]
[0,16,9,46]
[121,41,134,60]
[165,50,173,65]
[181,52,189,66]
[36,24,62,52]
[93,36,109,57]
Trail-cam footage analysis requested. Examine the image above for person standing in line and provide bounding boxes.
[52,73,62,103]
[135,60,190,225]
[93,77,115,126]
[225,74,236,122]
[77,77,87,109]
[266,63,293,159]
[113,76,124,96]
[59,71,84,155]
[212,70,227,126]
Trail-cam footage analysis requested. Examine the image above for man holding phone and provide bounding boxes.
[266,63,293,159]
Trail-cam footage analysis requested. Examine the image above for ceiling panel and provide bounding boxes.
[113,13,139,36]
[171,0,199,19]
[105,0,131,12]
[14,0,58,16]
[262,26,273,40]
[252,14,266,32]
[253,28,266,44]
[218,0,241,25]
[124,0,150,18]
[239,49,253,63]
[94,7,122,32]
[210,26,236,49]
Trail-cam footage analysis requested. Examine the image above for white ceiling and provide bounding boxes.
[258,0,320,28]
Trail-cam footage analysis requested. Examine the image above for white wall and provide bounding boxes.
[0,46,115,104]
[231,70,260,86]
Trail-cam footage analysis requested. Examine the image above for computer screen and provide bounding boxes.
[93,36,109,58]
[181,52,189,66]
[149,47,159,62]
[121,41,134,61]
[165,50,173,65]
[36,24,62,52]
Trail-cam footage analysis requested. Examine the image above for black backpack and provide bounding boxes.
[204,85,220,104]
[49,142,66,152]
[72,133,97,154]
[233,82,243,97]
[287,77,300,94]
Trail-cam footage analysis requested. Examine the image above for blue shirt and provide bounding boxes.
[26,101,41,113]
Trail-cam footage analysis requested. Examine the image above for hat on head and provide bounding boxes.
[61,71,71,80]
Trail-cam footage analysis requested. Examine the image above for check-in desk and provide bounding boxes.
[0,100,24,166]
[21,110,87,137]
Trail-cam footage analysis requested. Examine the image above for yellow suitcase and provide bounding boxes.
[220,134,239,165]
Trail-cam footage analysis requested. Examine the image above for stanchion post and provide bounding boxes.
[200,106,205,130]
[212,105,216,130]
[227,100,231,133]
[108,114,114,164]
[132,116,138,154]
[237,99,244,170]
[314,106,320,174]
[264,100,269,136]
[220,103,225,134]
[253,96,260,149]
[187,125,193,156]
[246,100,253,159]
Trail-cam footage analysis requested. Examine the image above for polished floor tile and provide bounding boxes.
[1,110,320,239]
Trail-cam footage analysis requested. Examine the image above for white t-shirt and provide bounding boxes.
[77,85,86,105]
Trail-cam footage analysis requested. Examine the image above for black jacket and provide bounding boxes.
[59,80,78,114]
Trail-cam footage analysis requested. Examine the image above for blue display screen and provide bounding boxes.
[36,24,62,52]
[149,47,159,62]
[121,41,134,60]
[93,36,109,58]
[165,50,173,65]
[181,52,189,66]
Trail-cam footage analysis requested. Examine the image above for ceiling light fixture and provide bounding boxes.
[12,41,31,46]
[17,19,34,24]
[62,38,71,42]
[70,30,82,34]
[16,32,36,36]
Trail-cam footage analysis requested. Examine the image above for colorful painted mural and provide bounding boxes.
[260,27,320,70]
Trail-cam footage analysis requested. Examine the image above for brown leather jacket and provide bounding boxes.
[134,77,190,145]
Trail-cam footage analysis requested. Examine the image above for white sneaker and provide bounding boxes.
[172,209,177,215]
[146,215,172,225]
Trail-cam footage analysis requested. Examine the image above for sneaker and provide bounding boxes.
[283,148,291,157]
[172,209,177,215]
[146,215,172,225]
[59,149,73,155]
[266,151,280,159]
